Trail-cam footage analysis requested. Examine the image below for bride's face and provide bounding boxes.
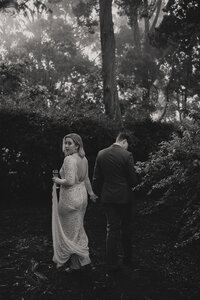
[64,138,78,155]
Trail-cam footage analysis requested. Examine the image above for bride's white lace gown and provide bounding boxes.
[52,155,92,269]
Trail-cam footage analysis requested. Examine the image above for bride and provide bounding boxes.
[52,133,97,271]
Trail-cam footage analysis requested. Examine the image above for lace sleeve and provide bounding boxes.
[63,156,76,186]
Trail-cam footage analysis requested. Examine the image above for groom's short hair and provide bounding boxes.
[116,131,133,145]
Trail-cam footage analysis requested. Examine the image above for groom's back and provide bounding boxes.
[99,145,130,183]
[95,144,134,204]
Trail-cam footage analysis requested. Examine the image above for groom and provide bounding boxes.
[92,131,138,273]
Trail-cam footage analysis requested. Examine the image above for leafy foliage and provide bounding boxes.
[150,0,200,120]
[117,48,159,119]
[0,0,103,119]
[72,0,98,33]
[0,0,50,14]
[136,113,200,248]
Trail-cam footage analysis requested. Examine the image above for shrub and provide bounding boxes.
[135,115,200,248]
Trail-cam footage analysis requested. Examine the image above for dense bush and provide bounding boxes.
[124,119,175,162]
[0,109,69,204]
[135,114,200,248]
[0,107,174,205]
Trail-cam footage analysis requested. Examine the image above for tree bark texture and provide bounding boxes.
[143,0,150,52]
[99,0,121,121]
[131,7,141,54]
[150,0,162,34]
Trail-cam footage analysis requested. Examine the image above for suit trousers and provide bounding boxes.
[103,203,132,270]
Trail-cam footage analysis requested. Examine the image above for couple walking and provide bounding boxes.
[52,131,138,274]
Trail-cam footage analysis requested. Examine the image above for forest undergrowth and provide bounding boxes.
[0,202,200,300]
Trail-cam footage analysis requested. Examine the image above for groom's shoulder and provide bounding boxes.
[98,145,112,156]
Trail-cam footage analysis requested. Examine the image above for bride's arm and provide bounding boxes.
[84,159,97,202]
[53,156,75,187]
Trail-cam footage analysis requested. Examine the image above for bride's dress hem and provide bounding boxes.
[54,259,91,270]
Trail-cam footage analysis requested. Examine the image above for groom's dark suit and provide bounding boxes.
[93,143,137,271]
[93,144,137,202]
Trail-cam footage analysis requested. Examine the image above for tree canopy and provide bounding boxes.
[0,0,199,121]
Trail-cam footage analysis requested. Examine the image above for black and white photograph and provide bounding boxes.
[0,0,200,299]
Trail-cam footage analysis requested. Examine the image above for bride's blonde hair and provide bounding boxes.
[62,133,85,158]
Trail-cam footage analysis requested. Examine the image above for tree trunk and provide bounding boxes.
[130,6,141,54]
[177,92,182,122]
[150,0,162,34]
[182,89,187,119]
[143,0,150,52]
[154,78,169,122]
[99,0,121,121]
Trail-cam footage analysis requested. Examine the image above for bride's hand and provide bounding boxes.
[52,176,59,184]
[90,193,97,203]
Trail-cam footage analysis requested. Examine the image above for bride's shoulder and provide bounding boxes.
[82,156,88,165]
[64,155,76,164]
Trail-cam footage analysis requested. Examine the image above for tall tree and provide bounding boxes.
[99,0,121,120]
[72,0,121,120]
[116,0,164,119]
[151,0,200,121]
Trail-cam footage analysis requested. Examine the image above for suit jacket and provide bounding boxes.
[92,144,137,204]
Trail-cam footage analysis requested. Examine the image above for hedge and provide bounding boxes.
[0,107,175,205]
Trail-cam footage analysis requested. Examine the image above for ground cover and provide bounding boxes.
[0,202,200,300]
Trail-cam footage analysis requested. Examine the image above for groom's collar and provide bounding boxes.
[112,143,123,148]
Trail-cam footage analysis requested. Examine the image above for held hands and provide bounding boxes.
[90,193,98,203]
